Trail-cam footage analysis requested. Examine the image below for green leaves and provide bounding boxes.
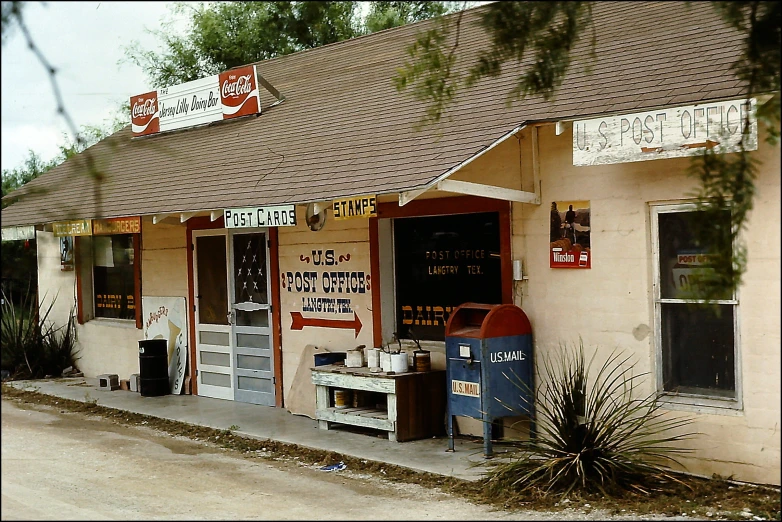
[125,1,457,89]
[393,15,463,128]
[394,2,595,126]
[1,286,80,380]
[486,340,695,497]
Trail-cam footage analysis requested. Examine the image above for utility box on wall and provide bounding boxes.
[444,303,534,456]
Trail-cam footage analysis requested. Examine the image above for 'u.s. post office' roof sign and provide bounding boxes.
[573,98,757,166]
[224,205,297,228]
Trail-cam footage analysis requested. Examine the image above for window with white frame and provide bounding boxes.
[652,203,739,403]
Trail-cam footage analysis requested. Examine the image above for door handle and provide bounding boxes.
[227,310,235,324]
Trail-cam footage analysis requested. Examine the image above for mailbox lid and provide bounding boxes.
[445,302,531,339]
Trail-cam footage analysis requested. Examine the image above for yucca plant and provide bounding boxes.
[485,340,695,497]
[1,286,79,379]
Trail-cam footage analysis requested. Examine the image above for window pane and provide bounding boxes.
[661,303,735,397]
[393,212,502,341]
[236,333,269,349]
[658,210,732,300]
[238,375,272,393]
[93,234,135,320]
[237,354,270,371]
[236,309,269,327]
[233,233,268,305]
[196,235,228,325]
[201,371,231,387]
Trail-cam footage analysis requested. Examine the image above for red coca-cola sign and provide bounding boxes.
[130,91,160,137]
[219,65,261,120]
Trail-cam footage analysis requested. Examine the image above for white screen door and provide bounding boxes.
[193,230,234,400]
[229,230,275,406]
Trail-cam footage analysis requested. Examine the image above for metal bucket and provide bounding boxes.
[413,350,431,372]
[334,389,352,409]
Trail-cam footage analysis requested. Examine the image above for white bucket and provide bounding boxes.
[380,352,392,372]
[390,352,408,373]
[346,350,363,368]
[365,347,380,368]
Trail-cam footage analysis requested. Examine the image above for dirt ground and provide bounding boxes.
[1,384,779,520]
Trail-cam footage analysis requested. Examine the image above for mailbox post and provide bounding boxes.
[444,302,534,457]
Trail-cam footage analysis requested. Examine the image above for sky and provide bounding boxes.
[1,1,188,172]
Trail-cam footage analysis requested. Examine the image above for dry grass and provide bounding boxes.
[2,382,779,520]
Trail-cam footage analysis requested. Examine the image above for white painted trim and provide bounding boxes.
[152,213,178,225]
[398,123,526,206]
[435,179,538,204]
[210,210,222,222]
[180,212,198,223]
[649,202,742,412]
[398,186,429,207]
[531,126,541,205]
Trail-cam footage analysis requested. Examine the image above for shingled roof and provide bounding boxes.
[1,1,747,227]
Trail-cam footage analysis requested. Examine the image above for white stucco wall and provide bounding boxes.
[277,208,374,400]
[37,231,142,379]
[508,123,780,486]
[36,219,190,381]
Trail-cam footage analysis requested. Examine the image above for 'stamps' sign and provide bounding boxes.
[131,65,262,137]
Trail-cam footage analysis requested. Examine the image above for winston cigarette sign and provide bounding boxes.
[131,65,262,137]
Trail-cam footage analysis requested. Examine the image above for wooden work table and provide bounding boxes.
[310,364,446,442]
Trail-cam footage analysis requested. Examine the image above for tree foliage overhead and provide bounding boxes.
[394,1,781,297]
[124,1,465,89]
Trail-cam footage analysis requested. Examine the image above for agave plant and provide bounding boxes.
[1,285,79,379]
[485,340,695,497]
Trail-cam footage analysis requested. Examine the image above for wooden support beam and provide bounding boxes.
[435,179,539,204]
[152,213,177,225]
[398,186,430,207]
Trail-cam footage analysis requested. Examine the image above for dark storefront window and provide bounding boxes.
[393,212,502,341]
[93,234,136,320]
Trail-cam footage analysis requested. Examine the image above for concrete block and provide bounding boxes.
[97,374,119,391]
[129,373,140,392]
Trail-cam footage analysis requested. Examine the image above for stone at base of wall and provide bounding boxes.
[97,374,119,391]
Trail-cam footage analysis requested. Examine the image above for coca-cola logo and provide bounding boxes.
[132,98,157,118]
[222,74,253,98]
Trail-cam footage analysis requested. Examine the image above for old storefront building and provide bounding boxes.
[2,2,779,485]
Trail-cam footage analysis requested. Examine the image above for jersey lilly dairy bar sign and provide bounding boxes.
[131,65,262,137]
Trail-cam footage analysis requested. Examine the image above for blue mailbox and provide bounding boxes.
[444,302,534,456]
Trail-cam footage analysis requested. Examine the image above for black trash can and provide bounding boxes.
[138,339,169,397]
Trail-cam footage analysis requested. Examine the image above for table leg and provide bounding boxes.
[387,392,398,442]
[315,384,331,431]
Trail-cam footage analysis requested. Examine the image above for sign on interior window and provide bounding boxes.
[393,212,502,342]
[93,234,136,320]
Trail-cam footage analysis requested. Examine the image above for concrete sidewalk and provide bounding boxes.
[4,377,511,482]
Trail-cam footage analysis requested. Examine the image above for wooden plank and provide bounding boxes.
[316,408,394,432]
[315,385,330,410]
[311,370,396,394]
[358,410,388,419]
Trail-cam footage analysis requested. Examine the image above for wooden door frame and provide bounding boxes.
[186,216,284,406]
